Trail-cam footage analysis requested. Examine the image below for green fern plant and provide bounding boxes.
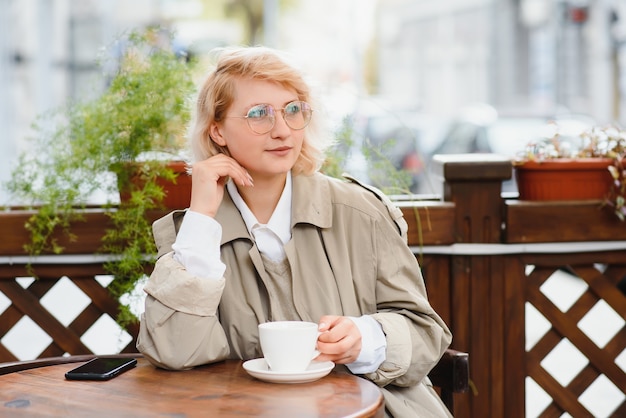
[4,26,197,328]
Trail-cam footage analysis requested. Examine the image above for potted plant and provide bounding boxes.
[513,125,626,220]
[3,26,197,326]
[595,127,626,220]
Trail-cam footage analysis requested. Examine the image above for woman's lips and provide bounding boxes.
[267,146,292,156]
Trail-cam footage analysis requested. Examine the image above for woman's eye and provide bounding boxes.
[247,105,270,119]
[285,102,301,115]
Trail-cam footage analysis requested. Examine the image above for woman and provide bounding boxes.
[137,46,453,417]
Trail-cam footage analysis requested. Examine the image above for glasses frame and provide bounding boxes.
[225,101,313,135]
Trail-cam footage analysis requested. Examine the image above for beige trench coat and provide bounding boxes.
[137,172,453,418]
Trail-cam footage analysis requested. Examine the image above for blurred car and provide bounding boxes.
[356,111,424,191]
[424,103,595,193]
[337,99,447,194]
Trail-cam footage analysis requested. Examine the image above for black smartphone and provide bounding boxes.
[65,357,137,381]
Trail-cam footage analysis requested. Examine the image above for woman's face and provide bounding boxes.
[210,78,305,181]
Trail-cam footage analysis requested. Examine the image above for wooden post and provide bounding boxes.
[432,153,512,243]
[431,154,523,418]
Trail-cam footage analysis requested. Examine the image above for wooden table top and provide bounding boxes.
[0,357,384,417]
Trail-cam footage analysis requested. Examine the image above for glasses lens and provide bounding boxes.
[283,101,312,130]
[246,104,275,134]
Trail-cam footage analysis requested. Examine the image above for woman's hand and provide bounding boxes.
[189,154,253,217]
[315,315,362,365]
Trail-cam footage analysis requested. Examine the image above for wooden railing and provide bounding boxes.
[1,154,625,418]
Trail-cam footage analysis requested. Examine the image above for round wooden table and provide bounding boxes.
[0,357,384,417]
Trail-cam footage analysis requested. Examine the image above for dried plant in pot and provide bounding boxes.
[592,127,626,220]
[513,125,626,220]
[3,26,197,326]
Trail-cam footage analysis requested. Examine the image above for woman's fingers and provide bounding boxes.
[194,154,252,186]
[315,316,362,364]
[189,155,253,216]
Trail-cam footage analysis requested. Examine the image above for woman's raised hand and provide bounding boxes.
[189,154,253,217]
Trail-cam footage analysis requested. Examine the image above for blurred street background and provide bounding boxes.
[3,0,626,200]
[1,1,625,417]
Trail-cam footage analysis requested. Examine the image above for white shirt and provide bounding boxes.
[172,172,386,374]
[226,172,292,263]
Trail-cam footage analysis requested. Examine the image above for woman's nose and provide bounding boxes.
[270,111,291,137]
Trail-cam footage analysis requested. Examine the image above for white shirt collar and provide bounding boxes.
[226,171,292,245]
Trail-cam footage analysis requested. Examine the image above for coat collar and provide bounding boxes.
[216,172,333,245]
[291,172,333,229]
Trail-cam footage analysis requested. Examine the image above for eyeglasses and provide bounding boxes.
[226,101,313,135]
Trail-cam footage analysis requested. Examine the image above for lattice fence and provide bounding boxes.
[0,262,139,362]
[2,254,625,418]
[525,262,626,417]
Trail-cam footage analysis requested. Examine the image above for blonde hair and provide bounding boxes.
[190,46,330,175]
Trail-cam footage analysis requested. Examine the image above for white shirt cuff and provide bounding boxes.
[172,210,226,280]
[346,315,387,374]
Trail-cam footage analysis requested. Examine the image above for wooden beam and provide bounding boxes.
[505,200,626,243]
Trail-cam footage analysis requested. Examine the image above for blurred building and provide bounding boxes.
[0,0,153,204]
[0,0,239,205]
[4,0,626,205]
[376,0,626,125]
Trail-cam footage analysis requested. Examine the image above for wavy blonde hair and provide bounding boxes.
[190,46,330,176]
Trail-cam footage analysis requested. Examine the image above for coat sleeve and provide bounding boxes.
[136,213,231,370]
[364,203,452,387]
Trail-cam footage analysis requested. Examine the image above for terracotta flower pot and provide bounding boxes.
[154,160,192,209]
[118,160,191,209]
[514,158,613,201]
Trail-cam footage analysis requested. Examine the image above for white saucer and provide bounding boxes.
[242,358,334,384]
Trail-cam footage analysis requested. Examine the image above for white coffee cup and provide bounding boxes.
[258,321,319,372]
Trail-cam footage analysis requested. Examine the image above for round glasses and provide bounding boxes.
[226,101,313,135]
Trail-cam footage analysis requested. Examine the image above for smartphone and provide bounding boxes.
[65,357,137,381]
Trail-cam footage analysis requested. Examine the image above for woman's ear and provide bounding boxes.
[210,122,227,147]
